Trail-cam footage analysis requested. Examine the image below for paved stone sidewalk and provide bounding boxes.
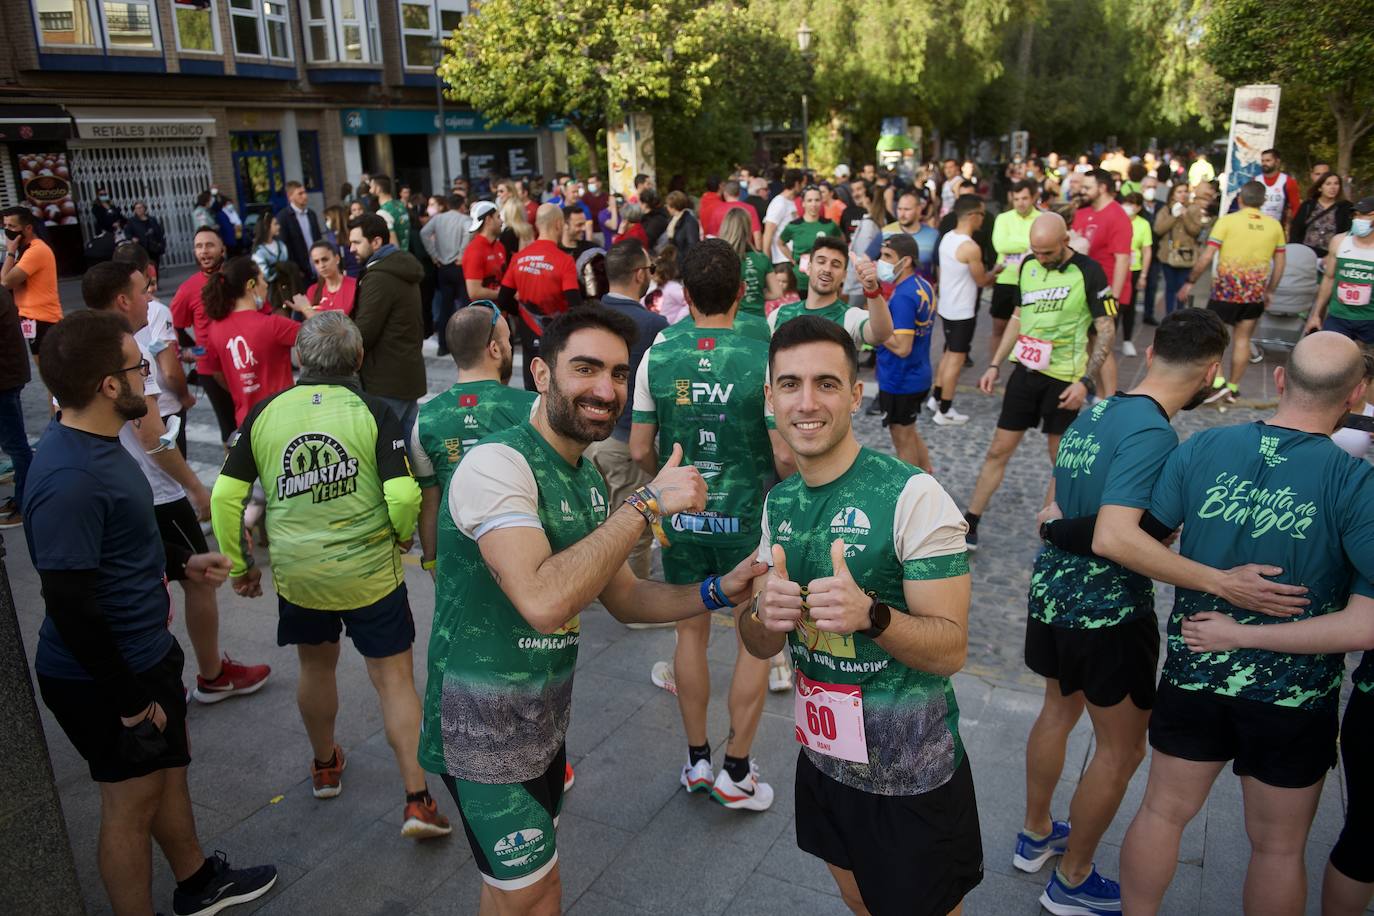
[7,307,1361,914]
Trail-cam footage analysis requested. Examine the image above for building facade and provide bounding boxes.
[1,0,567,271]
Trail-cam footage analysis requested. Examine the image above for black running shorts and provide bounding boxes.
[38,641,191,783]
[941,316,977,354]
[1330,688,1374,881]
[990,284,1020,321]
[1207,298,1264,325]
[154,497,209,582]
[1024,612,1160,709]
[878,389,928,428]
[997,365,1079,435]
[795,750,983,916]
[1149,680,1337,789]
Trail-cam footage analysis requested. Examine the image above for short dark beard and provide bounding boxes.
[544,373,619,444]
[115,376,149,421]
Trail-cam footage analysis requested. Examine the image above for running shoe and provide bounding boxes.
[925,395,940,414]
[932,408,970,426]
[965,528,979,552]
[564,762,575,792]
[1013,819,1071,872]
[400,795,453,839]
[171,850,277,916]
[1040,865,1121,916]
[865,398,884,416]
[1249,341,1264,364]
[710,761,774,811]
[311,745,345,799]
[768,660,793,693]
[0,497,22,530]
[193,656,271,704]
[681,758,714,794]
[1203,384,1236,406]
[1121,341,1137,358]
[650,660,677,695]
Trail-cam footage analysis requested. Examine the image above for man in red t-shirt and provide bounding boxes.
[497,204,583,390]
[462,201,508,305]
[169,227,238,444]
[702,179,763,245]
[1071,169,1132,396]
[697,176,724,237]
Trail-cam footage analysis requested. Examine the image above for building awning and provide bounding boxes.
[0,104,74,142]
[68,107,216,141]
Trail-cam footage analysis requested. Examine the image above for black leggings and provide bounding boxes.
[198,373,238,444]
[1122,271,1139,343]
[1331,688,1374,882]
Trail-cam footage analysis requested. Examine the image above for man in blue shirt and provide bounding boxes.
[875,234,936,471]
[583,239,668,578]
[26,310,277,916]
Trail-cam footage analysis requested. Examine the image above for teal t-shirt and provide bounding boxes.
[1150,422,1374,709]
[1030,394,1178,628]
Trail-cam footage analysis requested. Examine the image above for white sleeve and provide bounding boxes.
[631,350,656,416]
[766,308,780,336]
[892,474,969,565]
[449,443,543,540]
[408,417,436,483]
[755,498,772,564]
[133,331,162,398]
[843,307,869,349]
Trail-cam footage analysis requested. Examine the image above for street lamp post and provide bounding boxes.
[796,21,813,171]
[431,39,451,190]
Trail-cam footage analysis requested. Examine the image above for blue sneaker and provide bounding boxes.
[1040,865,1121,916]
[1012,819,1070,872]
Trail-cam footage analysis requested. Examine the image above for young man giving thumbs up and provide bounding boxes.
[739,315,981,916]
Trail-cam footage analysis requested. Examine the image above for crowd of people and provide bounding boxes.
[2,139,1374,916]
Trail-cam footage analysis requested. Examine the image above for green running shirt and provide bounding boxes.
[1012,252,1117,383]
[1326,234,1374,321]
[632,324,773,550]
[1030,394,1177,629]
[1150,422,1374,709]
[210,378,420,610]
[758,448,970,795]
[410,380,538,493]
[419,422,608,782]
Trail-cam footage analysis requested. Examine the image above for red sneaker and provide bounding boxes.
[193,656,271,704]
[401,795,452,839]
[564,762,575,792]
[312,745,346,799]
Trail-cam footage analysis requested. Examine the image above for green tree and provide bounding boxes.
[1203,0,1374,178]
[438,0,804,174]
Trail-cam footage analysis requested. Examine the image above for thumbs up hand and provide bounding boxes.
[648,442,707,516]
[806,539,873,635]
[756,544,805,632]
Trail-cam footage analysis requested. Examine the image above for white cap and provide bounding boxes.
[469,200,498,231]
[834,164,852,179]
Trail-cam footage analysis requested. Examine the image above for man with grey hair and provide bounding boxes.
[210,311,452,840]
[1178,180,1287,403]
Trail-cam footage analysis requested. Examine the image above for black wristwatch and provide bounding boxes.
[1039,519,1053,542]
[1078,376,1096,395]
[861,596,892,640]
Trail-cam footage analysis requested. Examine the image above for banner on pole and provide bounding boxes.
[607,114,654,200]
[1221,84,1280,214]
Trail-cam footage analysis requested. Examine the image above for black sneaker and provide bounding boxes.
[172,851,277,916]
[965,527,979,552]
[865,398,884,416]
[1142,315,1159,326]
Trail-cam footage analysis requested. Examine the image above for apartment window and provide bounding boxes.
[298,131,323,193]
[103,0,159,49]
[400,0,464,69]
[173,0,219,53]
[305,0,380,64]
[34,0,99,47]
[229,0,291,61]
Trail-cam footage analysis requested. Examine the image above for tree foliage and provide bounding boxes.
[1203,0,1374,177]
[438,0,804,167]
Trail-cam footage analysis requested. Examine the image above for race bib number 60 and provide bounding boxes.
[1016,334,1053,372]
[794,671,868,764]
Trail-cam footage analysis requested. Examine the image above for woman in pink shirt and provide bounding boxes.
[302,240,357,315]
[201,256,299,428]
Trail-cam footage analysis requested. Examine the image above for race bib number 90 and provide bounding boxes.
[1016,334,1053,372]
[1337,282,1372,308]
[794,671,868,764]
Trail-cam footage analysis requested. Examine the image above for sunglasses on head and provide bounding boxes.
[469,299,502,345]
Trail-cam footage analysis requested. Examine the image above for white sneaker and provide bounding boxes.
[681,758,714,794]
[768,661,792,693]
[1249,341,1265,364]
[1121,341,1137,357]
[932,408,969,426]
[925,395,939,414]
[710,761,774,811]
[650,660,677,695]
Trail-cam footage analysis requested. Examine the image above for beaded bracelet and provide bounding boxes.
[625,485,670,548]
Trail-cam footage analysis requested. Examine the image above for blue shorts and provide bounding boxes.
[277,584,415,658]
[1322,315,1374,344]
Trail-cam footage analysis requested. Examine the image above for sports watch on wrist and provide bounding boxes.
[861,596,891,640]
[1078,376,1097,395]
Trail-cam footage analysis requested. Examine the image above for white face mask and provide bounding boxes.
[1123,204,1139,217]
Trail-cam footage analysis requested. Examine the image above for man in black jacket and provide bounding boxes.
[349,213,426,436]
[276,180,322,279]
